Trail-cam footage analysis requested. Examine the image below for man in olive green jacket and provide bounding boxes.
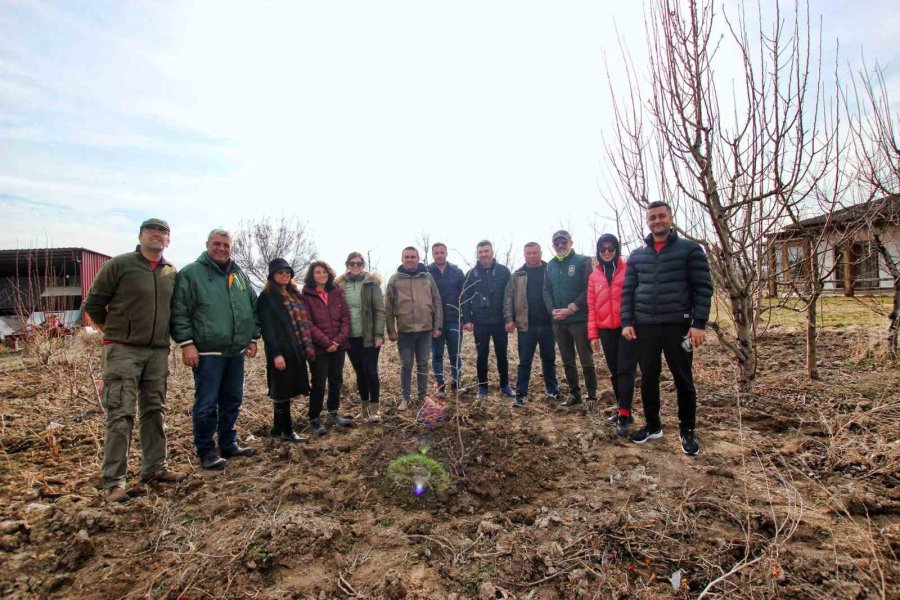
[384,247,442,410]
[170,229,260,470]
[83,218,186,502]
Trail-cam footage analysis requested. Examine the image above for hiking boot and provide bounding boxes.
[280,431,306,443]
[513,395,526,408]
[546,390,559,401]
[559,394,582,409]
[140,469,188,484]
[397,399,409,411]
[680,427,700,456]
[310,419,328,436]
[220,445,256,458]
[499,386,516,398]
[327,411,353,427]
[201,456,228,470]
[434,383,447,399]
[477,385,488,400]
[103,486,129,503]
[367,409,382,423]
[631,426,663,444]
[616,415,633,438]
[607,411,620,424]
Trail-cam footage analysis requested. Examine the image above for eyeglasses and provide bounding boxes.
[348,261,364,267]
[552,239,569,246]
[143,225,169,233]
[599,246,615,253]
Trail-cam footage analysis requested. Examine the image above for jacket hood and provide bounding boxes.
[474,258,498,272]
[197,251,235,274]
[396,263,427,276]
[644,229,678,247]
[335,271,383,287]
[596,234,622,264]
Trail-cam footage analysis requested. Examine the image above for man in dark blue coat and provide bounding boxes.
[427,242,466,397]
[621,202,713,455]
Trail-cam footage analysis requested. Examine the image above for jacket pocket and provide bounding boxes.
[101,377,125,410]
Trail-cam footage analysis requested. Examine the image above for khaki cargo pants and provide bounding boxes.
[100,344,169,489]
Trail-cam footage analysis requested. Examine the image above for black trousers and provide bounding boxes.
[347,337,381,404]
[553,321,597,399]
[309,351,345,420]
[598,328,636,412]
[473,323,509,388]
[635,324,696,430]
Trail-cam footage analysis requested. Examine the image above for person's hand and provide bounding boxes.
[432,328,442,338]
[622,326,636,341]
[505,322,516,333]
[389,332,398,342]
[590,339,600,352]
[245,341,258,358]
[375,339,383,348]
[327,341,339,353]
[686,327,706,349]
[463,323,474,333]
[552,308,570,321]
[182,345,199,368]
[274,355,286,370]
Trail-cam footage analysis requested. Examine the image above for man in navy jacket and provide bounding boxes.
[621,202,713,455]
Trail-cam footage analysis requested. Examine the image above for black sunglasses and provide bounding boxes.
[348,261,364,267]
[143,225,169,233]
[599,246,615,253]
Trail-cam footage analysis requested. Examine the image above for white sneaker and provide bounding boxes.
[397,399,409,411]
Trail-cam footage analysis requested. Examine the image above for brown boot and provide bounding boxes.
[140,469,188,484]
[103,486,129,503]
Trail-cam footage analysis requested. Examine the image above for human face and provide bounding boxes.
[523,245,542,267]
[273,270,292,286]
[347,257,364,276]
[206,235,232,265]
[598,242,616,261]
[402,250,419,271]
[476,244,494,267]
[552,237,572,255]
[432,246,447,266]
[646,205,673,238]
[139,225,170,253]
[313,266,330,288]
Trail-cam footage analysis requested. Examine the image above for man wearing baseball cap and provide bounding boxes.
[542,230,597,410]
[84,218,187,503]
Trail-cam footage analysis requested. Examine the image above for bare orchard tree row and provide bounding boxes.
[231,215,318,289]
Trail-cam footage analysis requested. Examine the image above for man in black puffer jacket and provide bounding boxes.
[621,201,713,456]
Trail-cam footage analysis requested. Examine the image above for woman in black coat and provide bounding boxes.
[257,258,317,442]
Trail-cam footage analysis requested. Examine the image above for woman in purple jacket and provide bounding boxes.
[302,261,353,436]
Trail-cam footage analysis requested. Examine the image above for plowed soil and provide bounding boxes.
[0,325,897,599]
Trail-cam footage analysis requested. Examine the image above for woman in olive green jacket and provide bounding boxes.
[335,252,385,423]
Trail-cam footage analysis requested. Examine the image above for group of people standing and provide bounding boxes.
[84,201,712,503]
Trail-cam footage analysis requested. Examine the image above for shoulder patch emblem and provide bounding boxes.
[567,265,576,276]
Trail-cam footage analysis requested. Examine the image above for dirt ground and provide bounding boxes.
[0,323,897,599]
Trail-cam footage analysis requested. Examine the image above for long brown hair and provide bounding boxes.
[304,261,336,290]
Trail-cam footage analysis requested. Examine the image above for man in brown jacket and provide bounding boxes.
[384,247,442,410]
[83,218,186,503]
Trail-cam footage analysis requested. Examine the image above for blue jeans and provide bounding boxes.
[431,322,462,386]
[192,354,245,459]
[515,324,559,397]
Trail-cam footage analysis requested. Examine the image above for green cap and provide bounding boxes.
[140,218,170,231]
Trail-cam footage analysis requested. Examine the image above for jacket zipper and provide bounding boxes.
[149,264,159,346]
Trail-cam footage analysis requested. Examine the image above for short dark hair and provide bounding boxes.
[524,241,540,249]
[476,240,493,249]
[432,242,447,251]
[304,261,336,290]
[402,246,419,257]
[647,201,672,214]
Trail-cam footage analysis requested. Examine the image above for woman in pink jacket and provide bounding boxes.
[587,234,636,437]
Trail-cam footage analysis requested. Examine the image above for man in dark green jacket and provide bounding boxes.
[83,218,186,502]
[171,228,260,470]
[542,230,597,409]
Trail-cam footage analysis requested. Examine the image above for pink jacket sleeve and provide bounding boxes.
[586,271,599,340]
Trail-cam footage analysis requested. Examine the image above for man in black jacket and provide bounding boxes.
[462,240,514,399]
[621,202,713,455]
[427,243,466,397]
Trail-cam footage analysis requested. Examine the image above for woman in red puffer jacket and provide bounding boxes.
[302,261,353,436]
[587,234,637,437]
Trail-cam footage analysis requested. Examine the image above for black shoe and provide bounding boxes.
[220,445,256,458]
[607,411,619,424]
[280,431,307,443]
[616,415,632,437]
[477,385,488,399]
[310,419,328,436]
[327,411,353,427]
[513,395,526,408]
[201,455,228,470]
[546,390,559,401]
[680,427,700,456]
[559,394,582,409]
[631,426,663,444]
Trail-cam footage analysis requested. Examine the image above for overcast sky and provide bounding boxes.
[2,0,898,274]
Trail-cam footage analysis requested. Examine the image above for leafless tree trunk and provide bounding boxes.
[606,0,830,400]
[231,215,318,289]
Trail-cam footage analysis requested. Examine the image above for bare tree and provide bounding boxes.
[231,215,318,289]
[606,0,831,399]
